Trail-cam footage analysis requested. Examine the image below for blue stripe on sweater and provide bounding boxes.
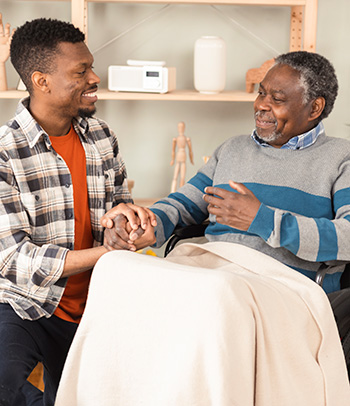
[151,208,176,241]
[188,172,212,191]
[334,188,350,212]
[280,213,300,254]
[315,218,338,261]
[216,183,333,218]
[167,192,207,225]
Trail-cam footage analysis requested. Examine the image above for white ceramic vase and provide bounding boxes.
[194,36,226,94]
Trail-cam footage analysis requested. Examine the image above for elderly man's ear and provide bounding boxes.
[309,97,325,121]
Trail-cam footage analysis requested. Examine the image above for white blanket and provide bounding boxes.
[55,242,350,406]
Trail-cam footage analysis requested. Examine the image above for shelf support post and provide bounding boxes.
[289,6,303,52]
[71,0,88,43]
[303,0,318,52]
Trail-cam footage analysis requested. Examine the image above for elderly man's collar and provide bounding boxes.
[251,122,325,150]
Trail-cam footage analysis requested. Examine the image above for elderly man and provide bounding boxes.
[0,18,132,405]
[103,50,350,295]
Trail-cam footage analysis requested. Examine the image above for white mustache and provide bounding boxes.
[255,111,276,124]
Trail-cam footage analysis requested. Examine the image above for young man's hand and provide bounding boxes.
[101,203,157,251]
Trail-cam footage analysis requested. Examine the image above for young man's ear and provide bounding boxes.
[31,71,50,94]
[309,97,325,121]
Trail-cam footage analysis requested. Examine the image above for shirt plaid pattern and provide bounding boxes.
[251,122,324,150]
[0,98,132,320]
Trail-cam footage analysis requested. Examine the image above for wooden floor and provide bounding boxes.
[28,363,45,391]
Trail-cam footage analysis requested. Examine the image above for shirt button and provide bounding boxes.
[65,183,70,188]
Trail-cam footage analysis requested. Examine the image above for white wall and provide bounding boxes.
[1,0,349,200]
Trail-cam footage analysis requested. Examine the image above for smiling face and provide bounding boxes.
[45,41,100,119]
[253,64,317,148]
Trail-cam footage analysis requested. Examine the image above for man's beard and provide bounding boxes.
[78,107,96,119]
[255,112,282,143]
[256,127,283,143]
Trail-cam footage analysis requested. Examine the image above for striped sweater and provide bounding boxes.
[150,128,350,293]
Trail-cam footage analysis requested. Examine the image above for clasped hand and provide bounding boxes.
[101,203,157,252]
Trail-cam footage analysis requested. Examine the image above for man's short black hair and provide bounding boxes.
[10,18,85,93]
[275,51,338,122]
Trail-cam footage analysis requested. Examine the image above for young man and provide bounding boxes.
[0,18,132,405]
[102,51,350,295]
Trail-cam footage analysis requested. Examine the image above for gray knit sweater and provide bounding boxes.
[150,127,350,293]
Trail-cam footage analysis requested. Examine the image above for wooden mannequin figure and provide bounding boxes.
[170,121,194,193]
[0,14,15,91]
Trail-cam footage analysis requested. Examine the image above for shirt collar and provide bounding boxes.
[251,121,325,150]
[15,97,90,148]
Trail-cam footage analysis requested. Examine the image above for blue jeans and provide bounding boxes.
[0,303,78,406]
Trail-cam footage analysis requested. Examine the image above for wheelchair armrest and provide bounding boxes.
[164,221,209,257]
[315,263,350,289]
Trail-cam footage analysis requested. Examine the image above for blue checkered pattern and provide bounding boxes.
[251,122,324,150]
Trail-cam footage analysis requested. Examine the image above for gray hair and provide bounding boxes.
[274,51,338,121]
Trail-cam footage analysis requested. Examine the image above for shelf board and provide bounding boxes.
[97,89,257,101]
[0,89,257,102]
[20,0,308,3]
[0,90,28,99]
[85,0,308,5]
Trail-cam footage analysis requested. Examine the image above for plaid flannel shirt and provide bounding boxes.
[0,98,132,320]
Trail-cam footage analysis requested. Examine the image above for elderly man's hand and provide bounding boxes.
[203,180,261,231]
[103,214,156,252]
[101,203,157,251]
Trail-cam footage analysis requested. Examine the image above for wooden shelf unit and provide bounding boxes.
[67,0,318,102]
[71,0,317,51]
[4,0,318,101]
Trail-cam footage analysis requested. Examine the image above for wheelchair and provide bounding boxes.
[164,222,350,379]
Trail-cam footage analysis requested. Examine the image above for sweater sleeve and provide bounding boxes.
[150,172,211,248]
[149,145,225,248]
[248,188,350,263]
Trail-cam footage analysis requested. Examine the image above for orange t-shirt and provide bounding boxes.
[50,124,94,323]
